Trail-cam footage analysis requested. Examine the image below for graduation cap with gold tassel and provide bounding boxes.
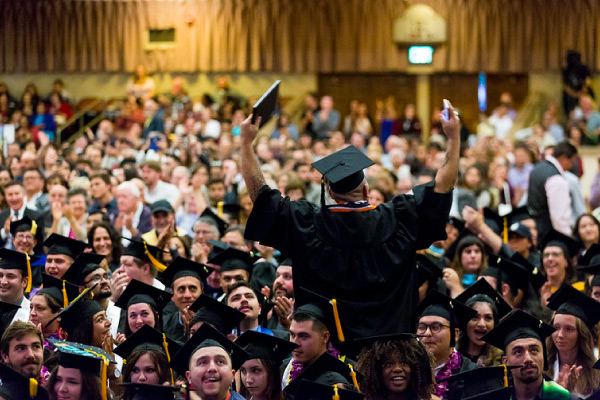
[122,237,168,273]
[0,248,34,294]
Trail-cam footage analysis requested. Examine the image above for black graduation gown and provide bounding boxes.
[245,181,452,339]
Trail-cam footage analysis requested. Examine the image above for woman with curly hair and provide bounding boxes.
[356,334,438,400]
[546,285,600,398]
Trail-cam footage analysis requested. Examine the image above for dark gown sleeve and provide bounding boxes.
[394,181,453,250]
[244,185,316,255]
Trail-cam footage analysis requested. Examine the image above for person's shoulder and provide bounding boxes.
[229,390,246,400]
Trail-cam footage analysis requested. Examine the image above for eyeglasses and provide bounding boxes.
[84,273,109,284]
[14,233,34,241]
[542,251,563,258]
[416,322,450,334]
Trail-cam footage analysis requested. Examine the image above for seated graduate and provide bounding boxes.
[545,284,600,397]
[0,249,35,324]
[0,363,49,400]
[455,278,512,366]
[0,321,45,383]
[45,344,108,400]
[169,322,250,400]
[113,278,171,340]
[159,256,214,342]
[281,288,346,389]
[42,234,87,280]
[482,309,571,400]
[113,324,181,400]
[355,333,437,400]
[225,281,274,336]
[10,216,42,290]
[414,290,478,399]
[186,293,245,339]
[235,330,297,400]
[208,246,254,302]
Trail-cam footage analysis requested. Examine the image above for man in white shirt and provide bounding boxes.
[141,161,180,206]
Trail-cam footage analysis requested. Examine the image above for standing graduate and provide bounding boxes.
[240,98,461,339]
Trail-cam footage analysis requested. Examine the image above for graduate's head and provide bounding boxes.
[483,310,554,386]
[0,321,43,379]
[290,310,330,365]
[416,291,476,366]
[122,346,170,386]
[327,177,368,203]
[225,281,261,327]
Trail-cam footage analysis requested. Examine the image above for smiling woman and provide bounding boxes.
[356,334,435,400]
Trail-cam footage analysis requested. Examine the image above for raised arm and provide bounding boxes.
[435,100,461,193]
[241,116,267,202]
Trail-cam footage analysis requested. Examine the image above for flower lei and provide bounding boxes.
[433,349,462,399]
[39,365,50,386]
[43,328,67,348]
[288,342,341,383]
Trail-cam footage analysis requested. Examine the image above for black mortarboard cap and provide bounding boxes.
[416,253,444,286]
[0,363,49,400]
[312,146,374,194]
[43,234,87,259]
[252,80,280,128]
[235,331,298,362]
[222,203,241,218]
[160,256,214,287]
[547,284,600,327]
[207,238,229,260]
[9,215,37,237]
[284,353,360,396]
[463,387,512,400]
[114,278,171,312]
[289,380,365,400]
[60,252,105,286]
[489,253,533,292]
[579,243,600,267]
[46,285,103,335]
[123,238,166,265]
[455,278,513,319]
[416,290,477,328]
[169,322,249,375]
[56,345,104,376]
[120,383,181,400]
[208,247,253,273]
[482,309,555,353]
[0,248,29,272]
[37,273,80,308]
[484,207,531,238]
[539,229,583,259]
[448,216,465,232]
[437,366,514,399]
[202,208,229,238]
[295,287,348,344]
[0,300,21,338]
[188,293,246,335]
[113,324,181,361]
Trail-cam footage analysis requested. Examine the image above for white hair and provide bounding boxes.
[117,181,140,198]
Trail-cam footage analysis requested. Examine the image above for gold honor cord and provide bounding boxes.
[143,241,167,272]
[503,218,508,243]
[217,201,224,218]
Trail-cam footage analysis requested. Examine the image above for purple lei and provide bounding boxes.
[433,349,462,399]
[289,342,341,383]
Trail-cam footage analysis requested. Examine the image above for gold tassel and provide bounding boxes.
[29,378,38,397]
[503,218,508,243]
[30,220,37,235]
[331,299,345,343]
[62,280,68,308]
[25,252,32,293]
[502,364,508,387]
[101,358,109,400]
[217,201,224,218]
[332,384,340,400]
[162,333,175,385]
[348,364,360,391]
[143,241,167,272]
